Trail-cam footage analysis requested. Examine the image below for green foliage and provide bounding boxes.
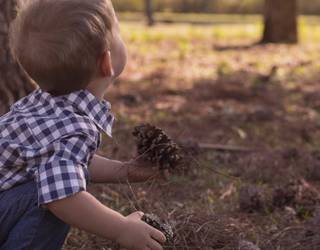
[113,0,320,14]
[217,61,233,77]
[113,0,263,13]
[113,0,143,12]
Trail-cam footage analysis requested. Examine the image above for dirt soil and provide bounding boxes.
[63,22,320,250]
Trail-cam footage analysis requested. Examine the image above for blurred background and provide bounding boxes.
[115,0,320,14]
[113,0,320,43]
[68,1,320,248]
[2,0,320,249]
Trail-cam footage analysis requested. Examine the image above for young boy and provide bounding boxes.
[0,0,166,249]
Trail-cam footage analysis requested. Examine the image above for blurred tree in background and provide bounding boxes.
[0,0,311,115]
[114,0,320,14]
[145,0,154,26]
[114,0,264,13]
[262,0,298,43]
[0,0,35,115]
[138,0,298,44]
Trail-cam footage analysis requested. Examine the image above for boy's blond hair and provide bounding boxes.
[10,0,115,96]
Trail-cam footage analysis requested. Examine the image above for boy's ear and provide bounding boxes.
[100,50,114,77]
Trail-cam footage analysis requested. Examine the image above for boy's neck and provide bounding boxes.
[86,77,112,101]
[86,87,106,101]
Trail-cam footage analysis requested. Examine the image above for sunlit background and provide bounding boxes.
[68,0,320,249]
[1,0,320,249]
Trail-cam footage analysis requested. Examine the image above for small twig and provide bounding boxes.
[124,179,143,212]
[184,149,240,180]
[195,219,216,233]
[198,142,254,152]
[267,226,304,243]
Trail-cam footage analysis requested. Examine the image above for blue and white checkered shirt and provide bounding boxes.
[0,88,114,204]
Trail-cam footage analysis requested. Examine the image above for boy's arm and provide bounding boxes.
[46,191,165,249]
[89,154,161,183]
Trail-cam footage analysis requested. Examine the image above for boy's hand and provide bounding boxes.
[116,211,166,250]
[125,160,169,182]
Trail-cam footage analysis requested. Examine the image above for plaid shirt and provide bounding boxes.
[0,88,114,204]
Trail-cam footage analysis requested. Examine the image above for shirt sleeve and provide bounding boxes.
[36,134,95,205]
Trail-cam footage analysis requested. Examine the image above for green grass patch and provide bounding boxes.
[120,14,320,44]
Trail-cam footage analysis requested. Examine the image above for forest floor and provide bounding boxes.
[63,17,320,250]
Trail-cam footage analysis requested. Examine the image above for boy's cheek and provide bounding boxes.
[111,36,127,77]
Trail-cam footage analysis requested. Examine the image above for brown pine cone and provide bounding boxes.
[141,213,174,245]
[132,124,182,170]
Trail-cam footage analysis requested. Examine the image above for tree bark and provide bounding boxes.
[145,0,155,26]
[261,0,298,44]
[0,0,36,115]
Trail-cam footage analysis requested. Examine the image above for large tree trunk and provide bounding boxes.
[261,0,298,44]
[0,0,36,115]
[145,0,154,26]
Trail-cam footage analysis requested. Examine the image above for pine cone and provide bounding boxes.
[239,185,265,213]
[132,124,182,170]
[141,213,174,245]
[273,181,297,208]
[272,180,320,217]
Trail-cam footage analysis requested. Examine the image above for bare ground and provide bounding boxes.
[63,22,320,250]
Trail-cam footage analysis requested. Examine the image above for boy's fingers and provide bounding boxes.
[136,211,144,218]
[148,239,163,250]
[150,229,166,244]
[128,211,144,220]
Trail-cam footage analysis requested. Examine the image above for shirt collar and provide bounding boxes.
[29,88,114,137]
[63,89,115,137]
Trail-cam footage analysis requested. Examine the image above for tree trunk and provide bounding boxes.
[0,0,36,115]
[261,0,298,44]
[145,0,154,26]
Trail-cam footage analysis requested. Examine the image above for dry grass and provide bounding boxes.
[64,17,320,249]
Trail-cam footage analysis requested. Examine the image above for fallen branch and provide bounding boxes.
[198,142,253,152]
